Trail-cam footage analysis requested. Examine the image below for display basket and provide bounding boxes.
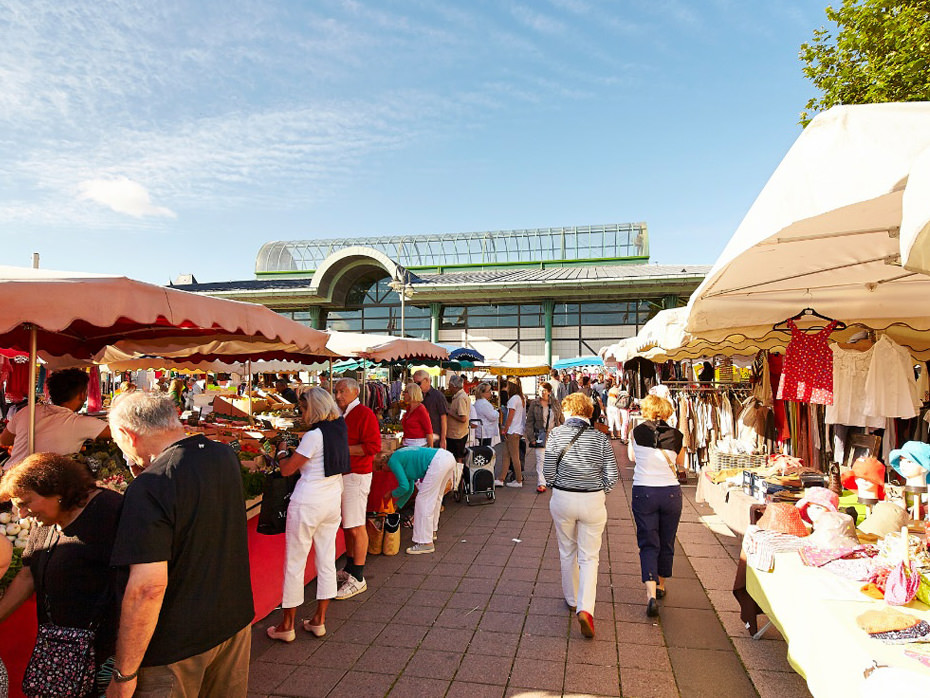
[708,449,767,471]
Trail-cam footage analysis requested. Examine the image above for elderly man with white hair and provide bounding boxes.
[445,375,470,464]
[412,369,447,449]
[105,392,253,698]
[332,377,381,600]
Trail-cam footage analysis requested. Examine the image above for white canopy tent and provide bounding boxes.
[685,102,930,359]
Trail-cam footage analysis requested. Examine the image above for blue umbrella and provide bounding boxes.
[552,356,605,371]
[439,344,485,362]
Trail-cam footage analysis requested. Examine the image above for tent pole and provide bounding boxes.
[27,324,37,456]
[361,361,367,406]
[328,358,334,394]
[247,360,253,426]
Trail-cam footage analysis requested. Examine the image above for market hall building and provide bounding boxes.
[172,224,709,366]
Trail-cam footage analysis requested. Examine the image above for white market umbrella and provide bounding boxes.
[686,102,930,358]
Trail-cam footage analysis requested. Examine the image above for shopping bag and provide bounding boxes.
[367,516,384,555]
[256,471,299,535]
[382,513,401,556]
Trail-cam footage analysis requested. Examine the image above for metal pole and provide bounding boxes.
[401,284,406,338]
[27,324,37,455]
[361,360,367,406]
[247,360,253,425]
[328,358,334,394]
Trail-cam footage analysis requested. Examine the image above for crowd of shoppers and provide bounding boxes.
[0,365,687,697]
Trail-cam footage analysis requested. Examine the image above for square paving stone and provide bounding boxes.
[391,604,442,627]
[660,607,733,650]
[566,639,618,666]
[479,610,525,633]
[523,613,570,637]
[616,621,666,646]
[349,601,402,624]
[329,620,387,646]
[305,641,366,668]
[469,630,520,656]
[487,594,530,613]
[325,670,396,698]
[446,590,493,609]
[356,643,415,674]
[516,635,567,660]
[617,643,672,671]
[446,681,506,698]
[618,667,680,698]
[273,665,347,697]
[256,638,320,665]
[494,580,535,596]
[420,626,475,653]
[404,648,462,680]
[248,659,294,693]
[375,623,429,648]
[407,588,453,607]
[434,606,483,629]
[455,653,513,685]
[564,662,621,696]
[387,675,450,697]
[668,647,757,698]
[508,656,565,692]
[730,637,795,674]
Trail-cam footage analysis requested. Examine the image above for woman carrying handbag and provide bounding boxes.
[543,392,619,640]
[627,394,688,618]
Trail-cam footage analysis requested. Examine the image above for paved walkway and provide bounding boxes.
[248,443,813,697]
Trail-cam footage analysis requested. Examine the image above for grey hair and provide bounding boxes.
[477,382,492,396]
[298,386,341,424]
[412,369,430,384]
[449,375,463,389]
[335,377,359,393]
[109,392,182,435]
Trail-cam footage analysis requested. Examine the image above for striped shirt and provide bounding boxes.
[543,417,619,492]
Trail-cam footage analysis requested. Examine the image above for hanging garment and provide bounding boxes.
[864,336,920,420]
[776,319,838,405]
[826,345,884,428]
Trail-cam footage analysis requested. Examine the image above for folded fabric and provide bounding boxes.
[743,525,809,572]
[798,545,864,568]
[821,556,874,581]
[870,620,930,645]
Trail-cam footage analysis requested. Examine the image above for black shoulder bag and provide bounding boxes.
[23,532,108,698]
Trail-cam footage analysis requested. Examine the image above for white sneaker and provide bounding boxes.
[406,542,435,555]
[336,569,350,585]
[505,481,523,488]
[335,575,367,600]
[493,479,505,487]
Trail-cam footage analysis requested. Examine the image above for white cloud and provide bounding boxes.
[510,5,567,35]
[78,178,175,218]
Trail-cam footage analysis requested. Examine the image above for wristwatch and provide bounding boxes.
[112,666,139,683]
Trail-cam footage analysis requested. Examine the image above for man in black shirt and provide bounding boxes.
[413,370,448,450]
[106,393,253,697]
[275,378,299,404]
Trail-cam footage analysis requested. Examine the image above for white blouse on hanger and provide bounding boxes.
[863,335,920,420]
[825,344,884,428]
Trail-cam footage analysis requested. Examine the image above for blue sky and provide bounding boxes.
[1,0,831,284]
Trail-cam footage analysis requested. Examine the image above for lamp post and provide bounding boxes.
[391,266,414,338]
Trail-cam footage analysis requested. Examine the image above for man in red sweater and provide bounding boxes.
[333,378,382,599]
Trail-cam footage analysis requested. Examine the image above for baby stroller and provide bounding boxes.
[462,444,496,504]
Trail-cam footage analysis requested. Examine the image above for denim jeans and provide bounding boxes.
[631,485,683,583]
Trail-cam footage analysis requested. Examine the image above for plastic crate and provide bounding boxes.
[708,450,767,471]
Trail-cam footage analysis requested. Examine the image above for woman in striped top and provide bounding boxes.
[543,392,619,639]
[627,394,686,618]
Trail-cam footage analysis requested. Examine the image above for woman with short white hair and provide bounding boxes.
[268,387,351,642]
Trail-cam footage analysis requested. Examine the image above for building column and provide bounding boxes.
[662,294,679,310]
[543,300,554,367]
[307,306,323,329]
[430,303,441,343]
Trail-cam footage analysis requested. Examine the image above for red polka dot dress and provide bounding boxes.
[776,319,838,405]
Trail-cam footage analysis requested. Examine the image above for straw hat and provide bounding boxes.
[756,503,810,537]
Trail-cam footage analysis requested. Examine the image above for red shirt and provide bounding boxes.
[344,401,381,475]
[401,403,433,441]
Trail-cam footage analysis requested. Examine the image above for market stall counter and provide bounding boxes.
[746,551,930,696]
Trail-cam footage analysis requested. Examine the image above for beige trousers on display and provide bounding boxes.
[549,488,607,616]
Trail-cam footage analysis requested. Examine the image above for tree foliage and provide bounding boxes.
[799,0,930,125]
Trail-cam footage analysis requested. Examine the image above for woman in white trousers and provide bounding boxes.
[543,392,619,639]
[269,388,350,642]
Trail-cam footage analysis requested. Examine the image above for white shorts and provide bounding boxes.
[341,472,373,529]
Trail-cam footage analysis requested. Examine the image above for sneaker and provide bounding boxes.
[406,542,435,555]
[493,479,505,488]
[335,575,367,600]
[505,481,523,488]
[336,569,350,585]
